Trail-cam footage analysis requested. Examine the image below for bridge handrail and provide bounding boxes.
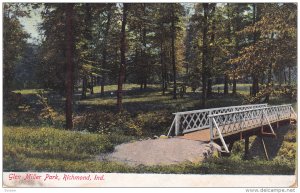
[173,103,267,115]
[168,103,268,136]
[208,104,295,152]
[208,104,292,118]
[209,104,295,140]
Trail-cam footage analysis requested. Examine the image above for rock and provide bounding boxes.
[210,142,222,152]
[159,135,168,139]
[210,142,222,158]
[203,143,211,148]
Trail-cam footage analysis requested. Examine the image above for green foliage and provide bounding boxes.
[3,92,23,110]
[76,111,143,136]
[3,126,114,171]
[4,127,114,155]
[135,111,173,135]
[36,90,58,125]
[74,109,172,137]
[3,3,29,93]
[284,126,296,143]
[243,84,297,104]
[198,157,295,175]
[13,44,41,89]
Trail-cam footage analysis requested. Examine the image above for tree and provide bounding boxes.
[100,4,113,96]
[14,44,40,89]
[230,3,296,101]
[117,3,128,112]
[170,4,177,99]
[201,3,209,107]
[158,4,185,98]
[65,3,75,130]
[206,3,216,97]
[39,4,68,94]
[3,3,29,94]
[80,3,93,99]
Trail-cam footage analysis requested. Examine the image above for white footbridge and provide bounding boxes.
[167,104,297,153]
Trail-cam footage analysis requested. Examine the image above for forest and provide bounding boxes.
[3,3,297,174]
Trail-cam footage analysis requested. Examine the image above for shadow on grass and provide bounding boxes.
[249,125,291,160]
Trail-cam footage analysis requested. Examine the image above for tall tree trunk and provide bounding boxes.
[288,66,291,85]
[117,3,128,112]
[232,78,237,94]
[100,80,104,95]
[101,6,112,96]
[207,3,216,97]
[224,3,231,95]
[251,3,260,97]
[252,75,259,97]
[81,76,87,99]
[284,69,287,84]
[278,70,282,87]
[171,4,177,99]
[265,62,272,102]
[232,4,241,95]
[90,76,94,95]
[265,33,274,102]
[142,4,148,89]
[81,4,92,99]
[224,74,229,94]
[160,34,166,95]
[207,79,212,96]
[202,3,209,107]
[65,3,74,130]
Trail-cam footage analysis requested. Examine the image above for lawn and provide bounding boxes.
[3,83,297,174]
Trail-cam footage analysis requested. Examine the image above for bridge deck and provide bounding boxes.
[178,114,296,142]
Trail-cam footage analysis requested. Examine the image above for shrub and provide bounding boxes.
[74,111,142,136]
[135,111,173,135]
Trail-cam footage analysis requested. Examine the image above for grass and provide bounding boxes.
[92,83,161,93]
[3,126,114,162]
[5,83,297,174]
[13,89,48,95]
[3,126,295,174]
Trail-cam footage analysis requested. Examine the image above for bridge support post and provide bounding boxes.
[209,116,213,143]
[261,137,269,161]
[244,136,250,159]
[175,114,179,136]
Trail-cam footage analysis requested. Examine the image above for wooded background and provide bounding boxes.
[3,3,297,130]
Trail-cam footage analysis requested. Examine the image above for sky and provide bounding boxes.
[18,7,43,44]
[18,3,195,44]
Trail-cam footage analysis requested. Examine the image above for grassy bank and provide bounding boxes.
[3,124,296,174]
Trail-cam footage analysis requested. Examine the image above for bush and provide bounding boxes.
[135,111,173,135]
[74,111,142,136]
[74,110,173,137]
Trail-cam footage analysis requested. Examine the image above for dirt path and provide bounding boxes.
[104,138,218,166]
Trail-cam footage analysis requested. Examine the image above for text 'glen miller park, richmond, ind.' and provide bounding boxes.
[3,2,297,183]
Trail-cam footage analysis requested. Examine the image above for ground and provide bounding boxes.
[104,138,217,166]
[3,83,297,174]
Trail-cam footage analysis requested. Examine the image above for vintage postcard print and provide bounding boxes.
[2,2,297,188]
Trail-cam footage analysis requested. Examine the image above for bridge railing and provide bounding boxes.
[167,104,268,136]
[208,104,296,152]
